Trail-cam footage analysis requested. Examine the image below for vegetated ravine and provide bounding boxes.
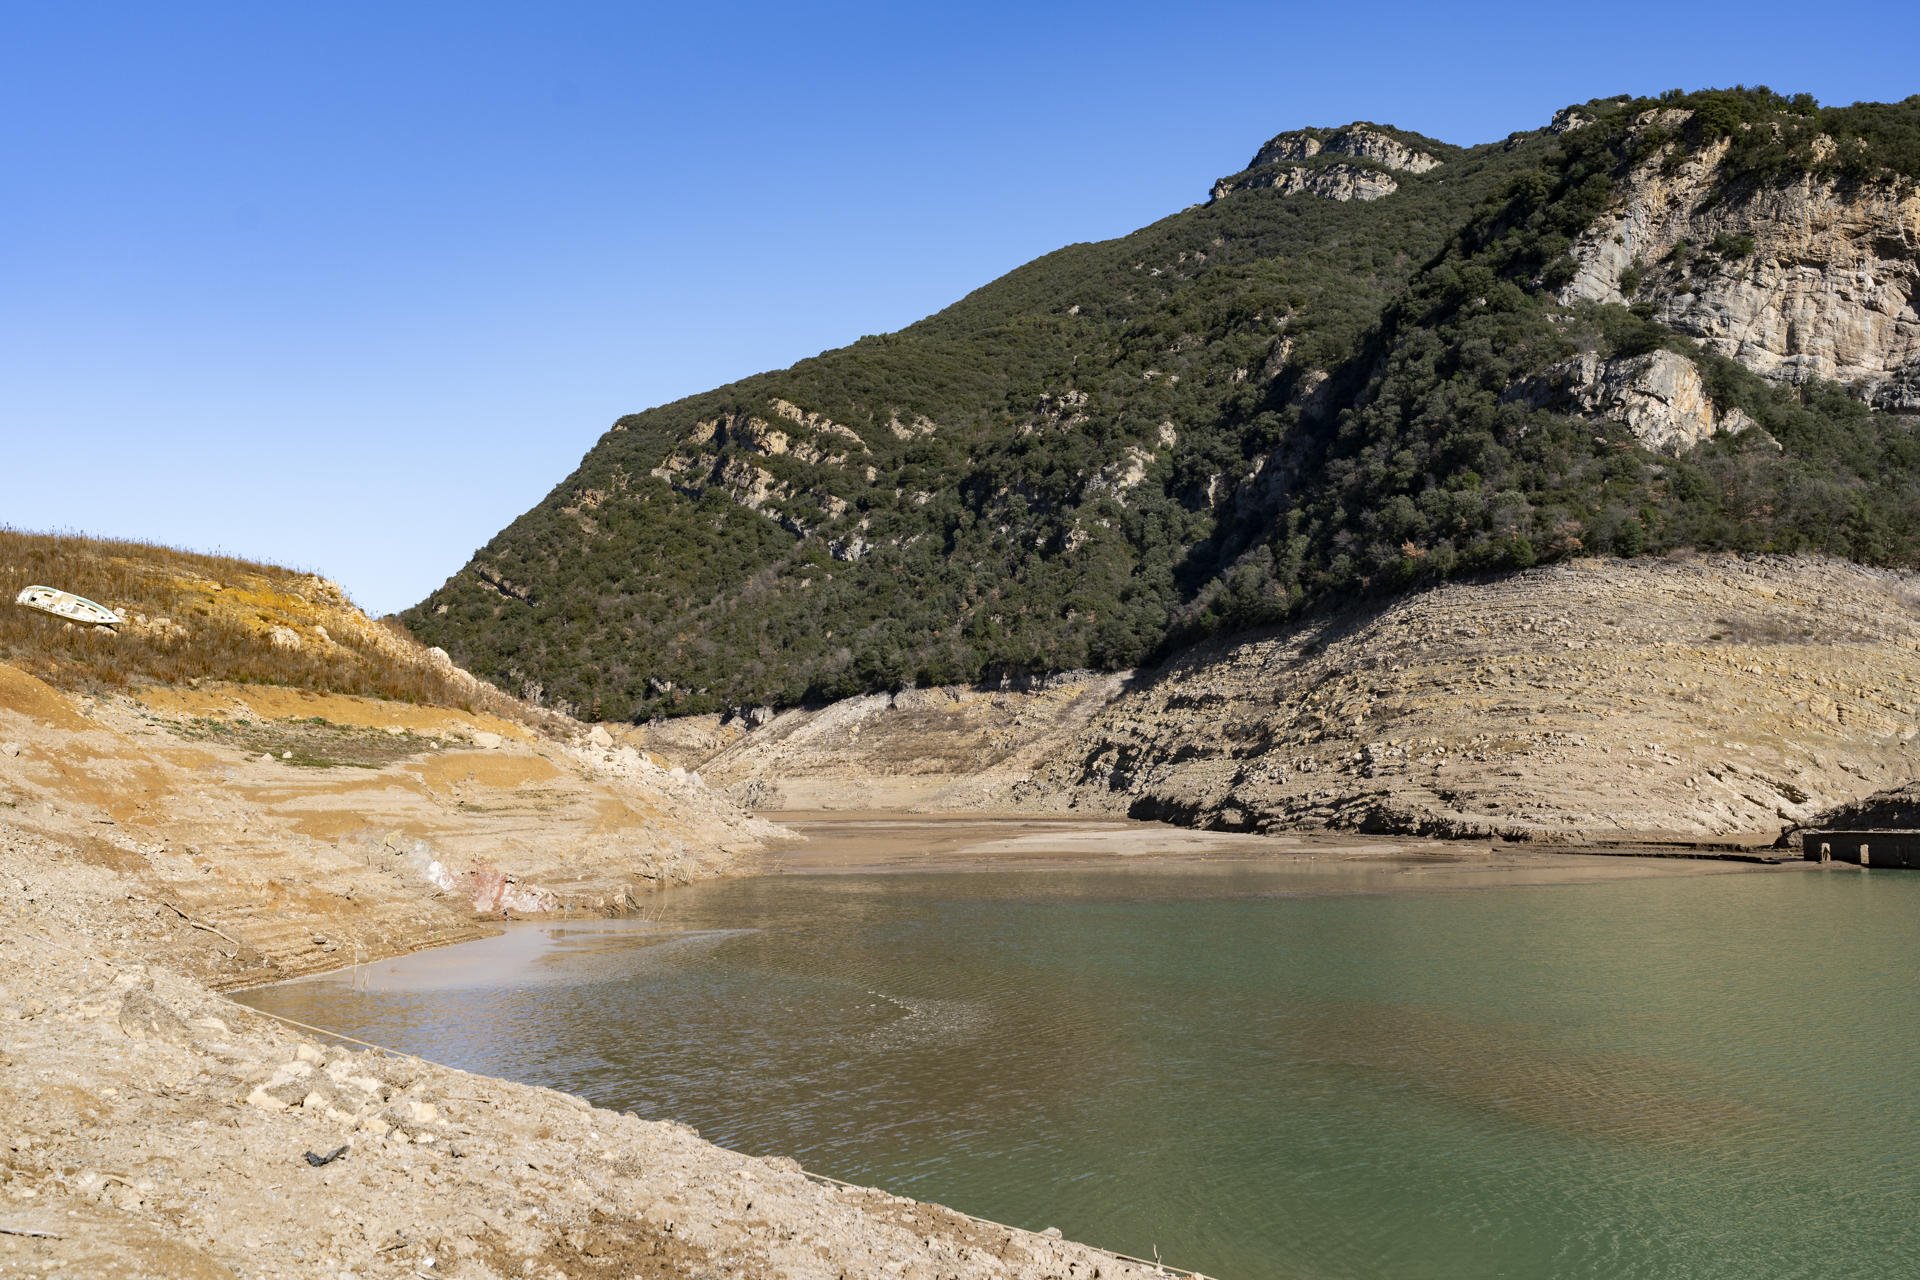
[406,88,1920,722]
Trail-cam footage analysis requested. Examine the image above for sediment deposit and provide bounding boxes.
[631,676,1128,813]
[0,659,1171,1276]
[0,823,1167,1280]
[0,665,779,988]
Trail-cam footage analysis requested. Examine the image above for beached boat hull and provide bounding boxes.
[14,585,122,627]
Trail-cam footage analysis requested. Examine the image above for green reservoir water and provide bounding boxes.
[240,861,1920,1278]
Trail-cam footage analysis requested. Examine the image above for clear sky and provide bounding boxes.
[5,0,1917,615]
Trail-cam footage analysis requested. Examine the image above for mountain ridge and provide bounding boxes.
[407,88,1920,722]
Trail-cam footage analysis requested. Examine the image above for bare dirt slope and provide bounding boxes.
[0,531,781,988]
[657,555,1920,842]
[631,676,1128,811]
[0,664,780,989]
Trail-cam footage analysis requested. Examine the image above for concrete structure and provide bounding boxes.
[1800,830,1920,869]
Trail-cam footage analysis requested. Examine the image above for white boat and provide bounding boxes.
[14,585,123,627]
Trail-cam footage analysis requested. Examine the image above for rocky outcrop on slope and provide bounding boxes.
[1563,111,1920,410]
[1211,163,1404,203]
[648,405,866,538]
[1507,349,1763,454]
[1024,556,1920,839]
[1210,123,1443,202]
[679,556,1920,841]
[1248,124,1443,174]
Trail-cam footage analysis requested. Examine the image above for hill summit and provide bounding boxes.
[407,88,1920,721]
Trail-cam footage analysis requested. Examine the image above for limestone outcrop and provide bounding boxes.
[1211,162,1403,203]
[1211,123,1442,203]
[1247,124,1443,174]
[1507,349,1762,454]
[1563,110,1920,410]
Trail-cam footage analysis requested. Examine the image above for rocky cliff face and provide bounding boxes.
[1210,123,1447,202]
[1563,113,1920,410]
[1507,348,1763,454]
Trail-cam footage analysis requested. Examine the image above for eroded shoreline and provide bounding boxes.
[3,810,1802,1280]
[2,808,1220,1280]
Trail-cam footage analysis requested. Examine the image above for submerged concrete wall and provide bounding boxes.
[1800,831,1920,869]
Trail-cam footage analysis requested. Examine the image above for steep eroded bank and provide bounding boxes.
[651,555,1920,842]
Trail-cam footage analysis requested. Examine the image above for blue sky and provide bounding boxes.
[4,1,1917,615]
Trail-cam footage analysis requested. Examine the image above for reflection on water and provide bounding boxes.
[239,862,1920,1279]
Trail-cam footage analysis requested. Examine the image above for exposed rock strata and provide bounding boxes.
[0,667,780,988]
[1210,123,1441,202]
[1507,349,1761,454]
[673,556,1920,841]
[629,675,1129,812]
[1563,111,1920,410]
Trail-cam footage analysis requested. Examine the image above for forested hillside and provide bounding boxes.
[407,89,1920,720]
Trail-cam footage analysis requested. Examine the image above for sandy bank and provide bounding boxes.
[760,811,1793,888]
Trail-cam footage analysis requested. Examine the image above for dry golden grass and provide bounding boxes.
[0,528,533,720]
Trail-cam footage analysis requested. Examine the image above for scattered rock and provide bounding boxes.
[116,988,191,1043]
[1506,349,1758,455]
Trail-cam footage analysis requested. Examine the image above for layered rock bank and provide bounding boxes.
[653,555,1920,842]
[0,664,779,988]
